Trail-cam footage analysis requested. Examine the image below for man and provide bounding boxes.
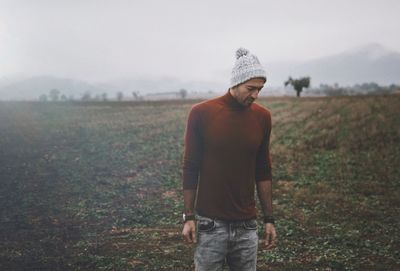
[182,47,276,271]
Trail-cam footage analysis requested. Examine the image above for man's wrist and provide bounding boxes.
[263,215,275,224]
[182,213,195,223]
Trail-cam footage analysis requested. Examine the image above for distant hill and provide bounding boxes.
[101,76,224,96]
[269,43,400,87]
[0,76,108,101]
[0,75,225,101]
[1,43,399,100]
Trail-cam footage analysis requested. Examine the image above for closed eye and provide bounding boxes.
[247,87,262,92]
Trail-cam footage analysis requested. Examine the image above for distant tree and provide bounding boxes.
[116,92,123,101]
[101,93,108,102]
[284,76,311,97]
[361,82,380,91]
[39,94,48,102]
[389,84,399,92]
[93,94,101,101]
[60,94,68,101]
[179,88,188,99]
[68,95,75,101]
[49,88,60,101]
[325,87,348,97]
[81,91,92,101]
[132,91,140,100]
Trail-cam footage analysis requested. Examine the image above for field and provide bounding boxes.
[0,94,399,271]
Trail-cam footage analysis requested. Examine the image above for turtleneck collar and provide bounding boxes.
[220,89,250,111]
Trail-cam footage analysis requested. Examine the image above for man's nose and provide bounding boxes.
[251,91,259,99]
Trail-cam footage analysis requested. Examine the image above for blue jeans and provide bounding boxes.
[194,215,258,271]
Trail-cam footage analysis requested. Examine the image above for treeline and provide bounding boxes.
[38,89,143,102]
[38,88,189,102]
[284,76,399,97]
[312,82,400,96]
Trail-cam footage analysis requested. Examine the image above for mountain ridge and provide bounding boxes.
[1,43,399,100]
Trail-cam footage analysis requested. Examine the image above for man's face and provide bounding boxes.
[230,78,265,106]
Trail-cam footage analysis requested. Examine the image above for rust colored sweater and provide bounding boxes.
[182,90,272,221]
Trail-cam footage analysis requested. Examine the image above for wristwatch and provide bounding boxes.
[182,213,195,223]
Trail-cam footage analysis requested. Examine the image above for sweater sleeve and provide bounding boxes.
[182,105,203,189]
[255,111,272,182]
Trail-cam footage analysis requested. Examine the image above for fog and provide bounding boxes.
[1,0,400,88]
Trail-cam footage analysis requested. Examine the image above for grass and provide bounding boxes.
[0,94,399,270]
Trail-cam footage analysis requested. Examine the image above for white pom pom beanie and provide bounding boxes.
[230,47,267,88]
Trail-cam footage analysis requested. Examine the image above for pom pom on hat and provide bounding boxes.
[230,47,267,88]
[235,47,249,59]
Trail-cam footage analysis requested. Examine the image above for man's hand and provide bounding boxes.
[262,223,277,249]
[182,220,197,243]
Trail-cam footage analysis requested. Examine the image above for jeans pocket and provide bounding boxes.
[198,220,216,232]
[243,219,257,230]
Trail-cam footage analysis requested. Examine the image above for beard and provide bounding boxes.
[244,97,255,106]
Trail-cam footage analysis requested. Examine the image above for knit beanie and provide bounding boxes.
[230,47,267,88]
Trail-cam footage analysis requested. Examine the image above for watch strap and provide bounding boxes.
[183,214,195,223]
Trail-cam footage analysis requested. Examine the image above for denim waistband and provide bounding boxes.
[196,214,256,225]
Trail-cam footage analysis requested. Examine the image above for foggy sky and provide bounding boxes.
[1,0,400,83]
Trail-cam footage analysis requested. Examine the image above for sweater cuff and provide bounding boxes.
[255,171,272,182]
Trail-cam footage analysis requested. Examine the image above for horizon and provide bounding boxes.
[1,0,400,85]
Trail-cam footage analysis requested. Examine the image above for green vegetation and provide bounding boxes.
[0,95,399,270]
